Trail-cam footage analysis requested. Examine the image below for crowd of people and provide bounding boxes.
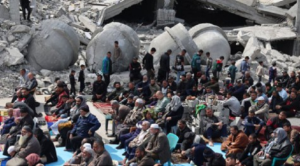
[2,43,300,166]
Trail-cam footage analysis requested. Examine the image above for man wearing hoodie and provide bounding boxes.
[191,50,203,85]
[240,56,250,77]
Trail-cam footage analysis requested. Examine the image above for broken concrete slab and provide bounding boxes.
[237,30,252,46]
[9,0,20,24]
[286,3,297,19]
[259,0,296,7]
[78,15,97,32]
[257,4,287,18]
[86,22,140,73]
[242,36,261,59]
[0,5,10,20]
[4,47,24,66]
[40,69,52,77]
[0,41,8,52]
[11,25,31,34]
[236,0,257,6]
[27,20,80,71]
[189,23,231,65]
[17,34,32,51]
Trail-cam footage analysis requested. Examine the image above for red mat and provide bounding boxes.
[93,102,112,115]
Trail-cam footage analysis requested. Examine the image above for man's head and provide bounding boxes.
[20,107,29,117]
[203,148,214,162]
[198,50,203,55]
[142,75,148,83]
[256,88,263,96]
[150,124,160,135]
[55,82,65,93]
[226,154,236,166]
[61,95,69,103]
[186,73,192,80]
[181,74,186,82]
[82,147,94,160]
[278,111,287,120]
[248,110,255,118]
[75,97,83,106]
[20,69,26,76]
[145,111,152,120]
[107,52,111,58]
[150,79,156,85]
[178,120,187,130]
[21,126,32,137]
[226,91,233,99]
[21,88,29,97]
[290,91,297,99]
[245,71,250,77]
[265,82,271,90]
[133,57,138,63]
[201,75,207,80]
[71,70,75,75]
[167,92,173,100]
[142,121,150,131]
[243,93,250,99]
[150,47,156,54]
[80,105,90,117]
[111,100,119,110]
[245,56,249,61]
[27,73,34,80]
[283,122,291,133]
[180,49,187,56]
[156,91,164,100]
[276,83,283,92]
[206,52,210,57]
[114,82,121,89]
[230,126,239,136]
[97,74,102,81]
[236,79,242,86]
[5,103,13,109]
[283,70,288,76]
[135,98,144,108]
[220,56,224,61]
[162,80,168,88]
[257,96,265,105]
[93,139,104,154]
[135,146,146,159]
[205,108,213,117]
[248,133,257,144]
[210,77,217,83]
[114,41,119,47]
[167,49,172,55]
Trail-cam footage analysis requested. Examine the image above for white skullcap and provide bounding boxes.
[257,96,265,101]
[136,98,144,104]
[83,147,94,156]
[8,146,15,154]
[83,143,91,149]
[150,124,160,129]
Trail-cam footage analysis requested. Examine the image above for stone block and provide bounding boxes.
[242,36,261,59]
[4,47,24,66]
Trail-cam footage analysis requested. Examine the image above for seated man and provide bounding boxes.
[106,82,124,101]
[283,122,300,154]
[226,154,237,166]
[108,100,131,136]
[186,86,200,100]
[126,146,155,166]
[25,72,38,95]
[180,132,206,155]
[92,74,106,102]
[21,88,40,117]
[203,147,226,166]
[241,71,254,87]
[249,96,269,121]
[230,79,246,101]
[276,91,299,117]
[153,91,170,114]
[168,76,177,92]
[266,111,291,139]
[221,126,249,154]
[34,128,57,164]
[240,91,257,118]
[149,79,160,96]
[265,82,275,97]
[50,95,69,117]
[253,128,293,166]
[185,73,195,95]
[0,108,16,135]
[177,74,188,100]
[122,121,151,163]
[276,83,288,101]
[237,133,262,166]
[223,91,241,117]
[90,139,113,165]
[129,57,142,82]
[66,105,100,152]
[175,120,191,144]
[243,110,264,136]
[203,76,219,94]
[202,108,227,146]
[161,80,169,96]
[136,75,151,101]
[112,99,145,144]
[146,124,171,165]
[6,126,41,166]
[3,106,34,156]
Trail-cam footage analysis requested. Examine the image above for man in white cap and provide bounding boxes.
[145,124,171,165]
[249,96,269,121]
[81,146,94,165]
[110,98,145,144]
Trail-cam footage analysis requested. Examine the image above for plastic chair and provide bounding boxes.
[271,145,294,166]
[167,133,179,166]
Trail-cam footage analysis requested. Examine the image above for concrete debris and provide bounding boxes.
[286,3,297,19]
[40,69,52,77]
[4,47,24,66]
[78,15,97,32]
[27,20,80,71]
[259,0,296,7]
[0,5,10,20]
[11,25,31,34]
[9,0,20,24]
[242,36,261,60]
[87,22,140,73]
[257,4,287,18]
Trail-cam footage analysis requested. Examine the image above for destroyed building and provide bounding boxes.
[1,0,300,97]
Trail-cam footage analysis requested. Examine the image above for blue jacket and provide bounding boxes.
[191,54,201,71]
[1,117,16,135]
[240,60,249,73]
[102,57,110,74]
[243,116,264,127]
[71,113,101,138]
[136,81,151,97]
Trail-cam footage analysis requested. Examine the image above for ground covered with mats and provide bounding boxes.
[0,144,225,166]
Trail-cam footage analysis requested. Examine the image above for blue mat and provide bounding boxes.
[0,144,225,166]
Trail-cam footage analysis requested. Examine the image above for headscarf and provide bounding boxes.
[265,127,287,154]
[26,153,40,166]
[165,95,181,112]
[70,96,87,116]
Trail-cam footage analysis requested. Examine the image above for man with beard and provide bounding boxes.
[6,126,41,166]
[126,146,155,166]
[21,87,41,117]
[249,96,269,122]
[3,106,34,156]
[221,126,249,155]
[25,73,38,95]
[136,75,151,101]
[129,57,142,82]
[34,128,57,164]
[106,82,124,101]
[91,74,106,102]
[81,147,94,166]
[149,79,160,96]
[89,139,112,166]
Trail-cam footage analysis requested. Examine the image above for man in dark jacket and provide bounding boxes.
[126,146,155,166]
[21,88,40,117]
[276,70,290,88]
[231,79,246,101]
[143,47,156,79]
[129,57,142,82]
[20,0,32,21]
[243,110,264,136]
[203,147,226,166]
[238,133,262,166]
[3,107,34,156]
[92,74,106,102]
[78,65,85,94]
[106,82,124,101]
[275,91,299,117]
[266,111,291,139]
[158,49,172,83]
[1,109,16,135]
[34,128,57,164]
[175,120,191,144]
[25,73,37,95]
[254,128,293,166]
[69,70,76,95]
[66,105,100,152]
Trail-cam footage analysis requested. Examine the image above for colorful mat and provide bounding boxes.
[93,102,113,114]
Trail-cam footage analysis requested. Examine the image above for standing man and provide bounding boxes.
[157,49,172,83]
[191,50,203,85]
[19,69,29,87]
[113,41,122,73]
[256,61,264,83]
[20,0,32,21]
[240,56,250,77]
[143,47,156,79]
[102,52,112,87]
[26,73,38,95]
[205,52,213,80]
[78,65,85,95]
[69,70,76,95]
[174,49,186,84]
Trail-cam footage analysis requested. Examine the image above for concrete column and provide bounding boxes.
[293,0,300,56]
[9,0,20,24]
